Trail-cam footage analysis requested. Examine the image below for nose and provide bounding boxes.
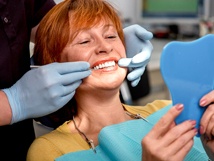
[95,38,113,54]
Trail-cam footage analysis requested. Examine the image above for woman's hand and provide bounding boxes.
[199,90,214,153]
[142,104,197,161]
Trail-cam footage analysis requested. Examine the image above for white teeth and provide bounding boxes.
[93,61,116,70]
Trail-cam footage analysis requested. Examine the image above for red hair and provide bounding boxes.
[34,0,124,65]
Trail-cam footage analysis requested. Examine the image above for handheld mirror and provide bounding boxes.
[160,34,214,136]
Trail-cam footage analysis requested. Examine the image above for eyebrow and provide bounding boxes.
[103,24,114,29]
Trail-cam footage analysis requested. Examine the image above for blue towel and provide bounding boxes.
[56,104,208,161]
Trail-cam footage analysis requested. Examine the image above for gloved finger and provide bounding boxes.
[127,67,145,81]
[123,24,153,40]
[132,50,151,65]
[49,81,81,108]
[119,57,149,68]
[134,25,153,40]
[63,80,82,96]
[55,91,76,111]
[49,62,90,74]
[118,58,132,67]
[131,77,141,87]
[61,70,91,85]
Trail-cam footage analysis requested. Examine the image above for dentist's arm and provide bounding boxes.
[119,24,153,87]
[0,91,12,125]
[1,62,91,125]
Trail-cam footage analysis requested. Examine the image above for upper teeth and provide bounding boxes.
[93,61,116,70]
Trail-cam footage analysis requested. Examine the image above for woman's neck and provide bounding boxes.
[76,90,127,124]
[70,89,132,145]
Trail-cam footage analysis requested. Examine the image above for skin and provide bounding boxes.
[61,21,127,92]
[60,20,129,145]
[142,90,214,161]
[0,91,12,125]
[142,104,197,161]
[59,20,214,160]
[56,4,214,156]
[200,90,214,152]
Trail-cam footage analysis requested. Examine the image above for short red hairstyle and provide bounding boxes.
[34,0,125,65]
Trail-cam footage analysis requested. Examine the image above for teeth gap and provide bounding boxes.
[93,61,116,70]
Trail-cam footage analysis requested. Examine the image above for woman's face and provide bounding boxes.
[61,20,127,91]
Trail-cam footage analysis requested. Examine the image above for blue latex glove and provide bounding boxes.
[3,62,91,124]
[118,24,153,87]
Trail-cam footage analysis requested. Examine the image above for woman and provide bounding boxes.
[27,0,213,160]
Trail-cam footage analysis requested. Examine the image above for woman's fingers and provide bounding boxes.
[163,120,197,146]
[142,104,197,161]
[199,90,214,141]
[203,112,214,140]
[200,90,214,107]
[149,104,184,138]
[142,123,196,161]
[170,138,194,160]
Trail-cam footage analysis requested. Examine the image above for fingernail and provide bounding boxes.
[194,128,198,135]
[200,99,207,106]
[200,125,204,134]
[190,120,196,126]
[175,104,184,111]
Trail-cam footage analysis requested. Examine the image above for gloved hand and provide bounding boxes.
[118,24,153,87]
[3,62,91,124]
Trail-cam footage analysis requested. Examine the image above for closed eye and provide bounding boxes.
[79,40,90,44]
[107,35,117,39]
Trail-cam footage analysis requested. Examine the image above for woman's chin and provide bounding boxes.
[80,78,123,92]
[81,70,126,91]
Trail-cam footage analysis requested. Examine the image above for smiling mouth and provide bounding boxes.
[92,61,116,70]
